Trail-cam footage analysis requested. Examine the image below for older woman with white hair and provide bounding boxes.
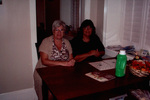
[34,20,75,100]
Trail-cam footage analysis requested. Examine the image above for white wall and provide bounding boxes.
[97,0,104,41]
[30,0,38,72]
[90,0,97,29]
[60,0,72,25]
[84,0,104,41]
[103,0,123,46]
[0,0,37,99]
[84,0,91,19]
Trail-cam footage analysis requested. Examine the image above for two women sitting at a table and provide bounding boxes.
[70,19,105,62]
[34,19,105,100]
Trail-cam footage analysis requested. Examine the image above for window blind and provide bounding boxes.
[143,0,150,50]
[122,0,149,51]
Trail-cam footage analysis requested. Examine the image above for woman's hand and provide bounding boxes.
[89,49,100,57]
[74,49,105,62]
[40,52,75,67]
[65,59,76,67]
[89,49,105,57]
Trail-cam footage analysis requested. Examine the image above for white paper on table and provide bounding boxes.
[103,59,116,68]
[89,59,116,71]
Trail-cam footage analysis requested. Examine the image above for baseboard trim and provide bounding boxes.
[0,88,38,100]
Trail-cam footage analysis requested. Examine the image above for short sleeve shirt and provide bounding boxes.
[36,35,72,68]
[39,35,72,61]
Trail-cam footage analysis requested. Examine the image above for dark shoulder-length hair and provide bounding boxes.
[77,19,96,39]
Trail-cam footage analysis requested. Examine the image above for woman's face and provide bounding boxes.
[83,26,92,37]
[53,25,65,40]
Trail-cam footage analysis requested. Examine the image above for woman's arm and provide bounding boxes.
[74,52,91,62]
[94,49,105,57]
[40,52,75,67]
[74,49,105,62]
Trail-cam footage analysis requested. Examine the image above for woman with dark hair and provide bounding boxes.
[70,19,105,62]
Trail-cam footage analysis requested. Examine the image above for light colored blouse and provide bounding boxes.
[36,35,72,69]
[34,35,72,100]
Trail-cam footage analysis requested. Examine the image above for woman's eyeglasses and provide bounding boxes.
[55,29,64,32]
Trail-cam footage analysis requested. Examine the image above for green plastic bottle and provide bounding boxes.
[115,50,127,77]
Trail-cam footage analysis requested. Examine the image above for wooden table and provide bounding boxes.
[37,61,150,100]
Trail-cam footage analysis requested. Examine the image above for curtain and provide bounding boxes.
[71,0,80,31]
[122,0,150,51]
